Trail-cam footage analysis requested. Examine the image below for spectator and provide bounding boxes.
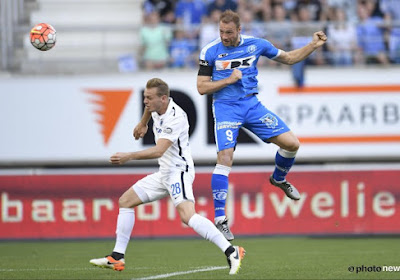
[237,0,271,22]
[356,3,389,64]
[175,0,207,32]
[139,12,172,70]
[199,9,221,49]
[266,4,292,51]
[290,4,325,86]
[380,0,400,63]
[252,0,272,22]
[143,0,176,23]
[363,0,384,18]
[264,4,293,68]
[207,0,238,16]
[326,0,358,23]
[239,9,265,38]
[169,29,198,68]
[236,0,251,16]
[292,0,328,22]
[277,0,298,18]
[326,7,359,65]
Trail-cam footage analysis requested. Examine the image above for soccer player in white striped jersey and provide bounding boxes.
[89,78,245,275]
[197,10,327,240]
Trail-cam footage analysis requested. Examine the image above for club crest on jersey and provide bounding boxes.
[163,127,173,134]
[259,113,278,128]
[247,44,257,53]
[215,55,256,70]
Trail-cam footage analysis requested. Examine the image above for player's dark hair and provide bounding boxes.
[220,10,241,28]
[146,78,170,97]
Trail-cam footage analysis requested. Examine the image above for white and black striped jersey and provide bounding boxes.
[151,98,194,174]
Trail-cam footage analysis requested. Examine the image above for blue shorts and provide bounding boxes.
[212,95,290,152]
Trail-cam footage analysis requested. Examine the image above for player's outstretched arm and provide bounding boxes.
[197,69,242,95]
[110,138,172,165]
[275,31,327,65]
[133,107,151,140]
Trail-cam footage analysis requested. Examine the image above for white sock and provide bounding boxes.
[188,213,231,253]
[213,164,231,176]
[113,208,135,255]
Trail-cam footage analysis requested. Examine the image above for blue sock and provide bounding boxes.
[211,174,229,219]
[272,149,296,182]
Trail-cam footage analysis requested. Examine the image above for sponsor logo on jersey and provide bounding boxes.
[218,53,228,58]
[199,59,209,66]
[231,50,244,55]
[259,113,278,129]
[215,55,256,70]
[216,121,242,130]
[273,127,285,133]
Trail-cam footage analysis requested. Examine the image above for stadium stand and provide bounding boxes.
[1,0,399,75]
[22,0,142,74]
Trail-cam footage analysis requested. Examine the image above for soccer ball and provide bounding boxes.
[30,23,56,51]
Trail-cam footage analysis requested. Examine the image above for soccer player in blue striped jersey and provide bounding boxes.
[197,10,327,240]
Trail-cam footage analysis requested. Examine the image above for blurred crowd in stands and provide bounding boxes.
[138,0,400,70]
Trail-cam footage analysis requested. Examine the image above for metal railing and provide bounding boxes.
[0,0,27,71]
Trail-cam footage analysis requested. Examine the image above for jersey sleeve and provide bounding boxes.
[198,45,214,76]
[259,38,280,60]
[158,117,185,143]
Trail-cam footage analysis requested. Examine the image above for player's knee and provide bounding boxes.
[176,202,195,225]
[179,210,194,225]
[281,135,300,152]
[118,195,132,208]
[287,138,300,152]
[217,149,234,166]
[180,215,190,225]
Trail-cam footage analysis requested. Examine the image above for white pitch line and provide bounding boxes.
[0,268,98,272]
[0,267,152,272]
[132,266,227,280]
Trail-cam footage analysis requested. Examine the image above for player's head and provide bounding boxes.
[219,10,241,47]
[144,78,170,114]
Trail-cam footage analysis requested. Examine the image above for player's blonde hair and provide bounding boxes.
[220,10,241,29]
[146,78,170,97]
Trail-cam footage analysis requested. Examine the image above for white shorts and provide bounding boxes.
[132,169,195,207]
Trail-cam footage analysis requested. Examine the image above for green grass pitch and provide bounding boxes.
[1,237,399,279]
